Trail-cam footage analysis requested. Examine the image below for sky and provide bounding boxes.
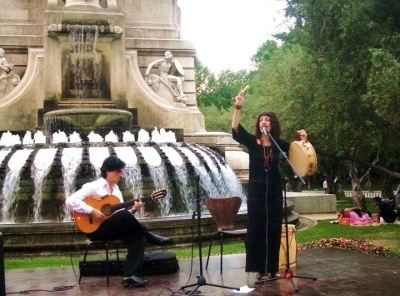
[177,0,289,74]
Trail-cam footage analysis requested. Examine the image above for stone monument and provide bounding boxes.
[0,0,248,178]
[0,0,204,134]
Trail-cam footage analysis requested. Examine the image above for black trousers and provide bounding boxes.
[87,210,146,277]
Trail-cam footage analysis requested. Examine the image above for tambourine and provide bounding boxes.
[289,141,317,178]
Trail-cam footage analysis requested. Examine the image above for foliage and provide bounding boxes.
[281,0,400,196]
[195,60,251,132]
[197,70,250,110]
[194,59,216,99]
[192,0,400,195]
[250,40,280,69]
[198,105,232,133]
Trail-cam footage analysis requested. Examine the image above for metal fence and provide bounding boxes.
[305,190,393,198]
[342,191,396,198]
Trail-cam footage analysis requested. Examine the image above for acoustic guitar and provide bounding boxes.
[74,189,167,234]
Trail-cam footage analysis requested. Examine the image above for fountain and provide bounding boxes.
[0,127,248,253]
[0,128,246,223]
[43,108,133,139]
[1,1,306,254]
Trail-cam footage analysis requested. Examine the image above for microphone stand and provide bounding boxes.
[256,130,317,293]
[180,176,239,295]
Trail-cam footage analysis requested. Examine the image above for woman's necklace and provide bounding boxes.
[263,145,273,168]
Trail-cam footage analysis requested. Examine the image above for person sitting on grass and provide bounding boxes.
[349,208,373,225]
[373,196,398,224]
[336,207,373,225]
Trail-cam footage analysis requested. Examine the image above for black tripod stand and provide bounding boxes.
[256,131,317,293]
[180,176,239,295]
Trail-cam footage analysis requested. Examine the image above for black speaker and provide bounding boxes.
[79,252,179,277]
[79,259,123,276]
[143,252,179,275]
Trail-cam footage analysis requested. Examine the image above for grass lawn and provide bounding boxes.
[4,197,400,270]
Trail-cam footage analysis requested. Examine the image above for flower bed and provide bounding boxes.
[298,238,390,256]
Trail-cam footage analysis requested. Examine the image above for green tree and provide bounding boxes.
[192,0,400,202]
[194,60,251,131]
[194,59,216,101]
[250,40,279,69]
[281,0,400,201]
[197,69,249,110]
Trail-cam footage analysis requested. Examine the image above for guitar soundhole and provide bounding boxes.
[101,205,113,216]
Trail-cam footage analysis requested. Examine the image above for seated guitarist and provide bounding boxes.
[66,155,172,288]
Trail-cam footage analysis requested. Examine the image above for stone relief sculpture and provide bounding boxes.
[145,51,188,103]
[0,48,20,95]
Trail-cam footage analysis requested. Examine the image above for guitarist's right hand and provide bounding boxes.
[91,208,106,221]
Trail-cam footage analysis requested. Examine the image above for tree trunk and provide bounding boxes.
[379,173,395,200]
[348,163,363,209]
[287,174,303,192]
[327,175,335,194]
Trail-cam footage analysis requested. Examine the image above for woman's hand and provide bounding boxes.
[234,90,245,108]
[232,86,248,129]
[297,129,308,142]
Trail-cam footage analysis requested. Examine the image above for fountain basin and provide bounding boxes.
[0,212,248,255]
[0,205,303,256]
[43,108,133,140]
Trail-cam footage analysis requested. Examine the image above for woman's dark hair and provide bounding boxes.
[373,196,382,203]
[254,111,281,139]
[352,208,362,218]
[100,156,126,178]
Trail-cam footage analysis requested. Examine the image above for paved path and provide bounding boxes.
[5,248,400,295]
[5,213,400,295]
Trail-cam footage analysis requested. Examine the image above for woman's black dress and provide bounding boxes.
[233,124,289,274]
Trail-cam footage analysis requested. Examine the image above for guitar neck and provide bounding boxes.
[111,196,153,212]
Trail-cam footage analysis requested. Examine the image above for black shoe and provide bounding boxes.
[122,275,147,287]
[144,231,173,246]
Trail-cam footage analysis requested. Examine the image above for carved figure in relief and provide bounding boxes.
[145,51,187,102]
[0,48,20,93]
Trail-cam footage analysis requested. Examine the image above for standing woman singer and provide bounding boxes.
[232,89,307,281]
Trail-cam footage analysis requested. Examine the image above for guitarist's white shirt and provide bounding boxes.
[66,178,123,214]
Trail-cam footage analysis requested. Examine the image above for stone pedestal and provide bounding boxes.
[287,192,337,214]
[65,0,101,7]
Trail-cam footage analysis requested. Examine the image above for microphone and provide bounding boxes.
[261,126,269,136]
